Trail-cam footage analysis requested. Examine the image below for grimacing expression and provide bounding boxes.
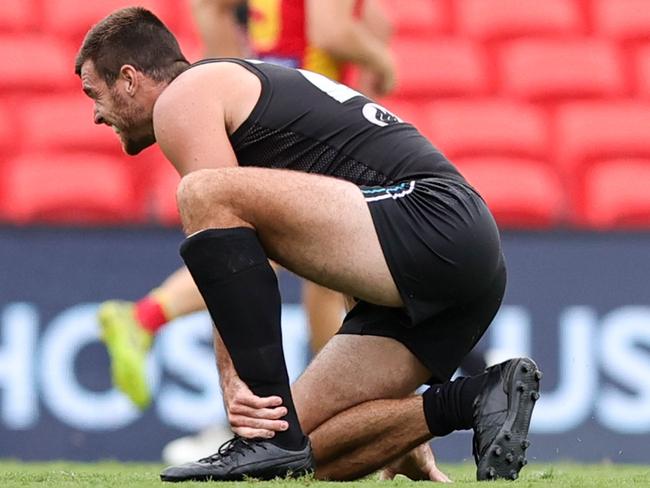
[80,61,155,155]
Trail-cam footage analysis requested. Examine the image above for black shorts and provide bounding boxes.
[338,177,506,383]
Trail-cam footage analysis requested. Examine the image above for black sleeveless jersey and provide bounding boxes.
[191,58,464,187]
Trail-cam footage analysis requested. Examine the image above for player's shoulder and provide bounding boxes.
[155,60,255,117]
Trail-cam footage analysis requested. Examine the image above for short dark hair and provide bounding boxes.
[75,7,189,85]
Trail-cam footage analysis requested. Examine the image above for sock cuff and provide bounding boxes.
[180,227,268,279]
[421,384,442,435]
[134,294,169,333]
[180,227,258,255]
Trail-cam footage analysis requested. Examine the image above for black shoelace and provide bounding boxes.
[199,436,268,464]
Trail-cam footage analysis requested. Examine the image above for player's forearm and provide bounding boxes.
[191,0,247,58]
[361,0,393,45]
[310,18,388,72]
[154,266,207,319]
[307,0,389,72]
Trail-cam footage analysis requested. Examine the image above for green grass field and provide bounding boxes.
[1,462,649,487]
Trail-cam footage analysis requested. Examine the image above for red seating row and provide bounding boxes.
[456,0,587,40]
[0,150,179,226]
[2,150,647,229]
[6,94,649,178]
[2,95,648,226]
[583,158,650,228]
[383,100,650,171]
[1,152,138,225]
[390,37,650,100]
[0,35,77,92]
[379,0,451,37]
[459,156,650,229]
[593,0,650,42]
[0,0,34,32]
[4,1,648,44]
[0,0,648,230]
[385,0,650,42]
[381,99,650,227]
[4,34,649,101]
[0,0,196,41]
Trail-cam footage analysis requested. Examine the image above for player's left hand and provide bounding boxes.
[222,374,289,439]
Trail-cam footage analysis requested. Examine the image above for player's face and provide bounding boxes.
[80,61,155,155]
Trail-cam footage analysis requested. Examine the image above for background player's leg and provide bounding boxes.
[97,265,207,410]
[302,281,345,354]
[153,266,206,318]
[176,167,403,307]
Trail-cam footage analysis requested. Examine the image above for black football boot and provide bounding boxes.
[472,357,542,481]
[160,436,315,482]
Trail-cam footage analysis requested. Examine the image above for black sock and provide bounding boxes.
[180,227,306,450]
[422,372,489,436]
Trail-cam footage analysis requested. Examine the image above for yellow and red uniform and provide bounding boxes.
[248,0,363,81]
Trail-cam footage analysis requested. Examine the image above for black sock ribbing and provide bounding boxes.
[422,372,489,437]
[180,227,306,450]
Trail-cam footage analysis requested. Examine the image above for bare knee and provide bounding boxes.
[176,169,249,234]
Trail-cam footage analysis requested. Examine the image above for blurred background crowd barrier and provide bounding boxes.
[0,0,649,462]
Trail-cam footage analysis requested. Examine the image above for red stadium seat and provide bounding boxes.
[379,0,450,37]
[18,95,120,154]
[176,35,204,64]
[378,98,430,133]
[0,35,76,92]
[42,0,176,43]
[456,0,585,40]
[455,156,566,228]
[422,99,549,159]
[0,102,16,157]
[555,102,650,176]
[3,152,140,225]
[0,0,37,32]
[637,44,650,97]
[391,38,489,98]
[148,161,181,226]
[580,159,650,228]
[593,0,650,41]
[498,39,626,101]
[554,102,650,218]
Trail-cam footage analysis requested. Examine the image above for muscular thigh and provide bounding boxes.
[291,334,431,434]
[187,167,402,307]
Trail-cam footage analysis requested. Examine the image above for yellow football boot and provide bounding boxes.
[98,300,153,410]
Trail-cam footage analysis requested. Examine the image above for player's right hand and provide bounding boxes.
[367,52,396,98]
[379,442,451,483]
[222,374,289,439]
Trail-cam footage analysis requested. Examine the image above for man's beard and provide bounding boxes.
[123,132,155,155]
[111,89,155,155]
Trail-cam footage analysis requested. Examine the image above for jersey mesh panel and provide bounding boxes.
[236,123,391,186]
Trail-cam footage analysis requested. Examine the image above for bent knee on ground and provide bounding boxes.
[293,335,431,434]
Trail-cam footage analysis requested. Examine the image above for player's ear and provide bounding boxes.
[119,64,139,96]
